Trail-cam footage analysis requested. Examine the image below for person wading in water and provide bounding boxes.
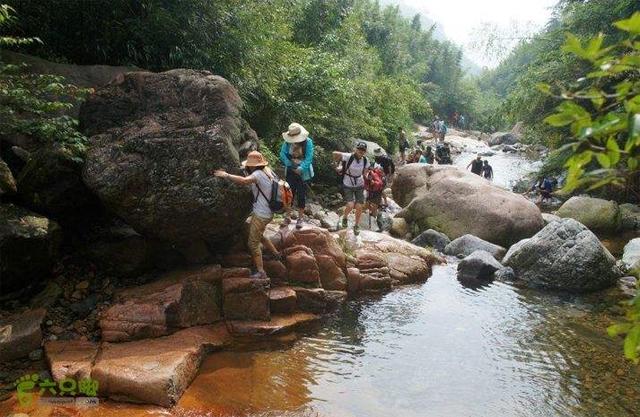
[280,122,314,229]
[467,154,484,176]
[214,151,281,279]
[333,141,369,235]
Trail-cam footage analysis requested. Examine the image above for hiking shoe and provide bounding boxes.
[250,271,268,280]
[296,218,303,229]
[341,216,348,229]
[353,225,360,236]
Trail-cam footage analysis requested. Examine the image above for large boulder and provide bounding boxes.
[444,234,506,260]
[81,69,257,248]
[222,277,270,321]
[0,204,62,294]
[16,145,99,224]
[488,130,519,146]
[393,165,544,246]
[556,196,620,233]
[45,340,99,381]
[502,218,621,292]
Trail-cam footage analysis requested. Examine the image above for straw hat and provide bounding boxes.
[241,151,269,168]
[282,122,309,144]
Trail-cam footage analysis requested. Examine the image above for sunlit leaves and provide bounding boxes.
[547,12,640,362]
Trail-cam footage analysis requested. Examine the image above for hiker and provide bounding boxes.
[536,176,556,204]
[482,160,494,180]
[280,122,314,229]
[398,127,409,164]
[467,154,483,175]
[333,142,369,235]
[439,119,448,141]
[459,114,466,130]
[419,146,435,164]
[373,147,395,206]
[214,151,281,279]
[365,161,386,230]
[435,143,452,164]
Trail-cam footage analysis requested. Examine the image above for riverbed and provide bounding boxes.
[2,138,638,417]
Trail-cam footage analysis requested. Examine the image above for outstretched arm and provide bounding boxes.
[332,151,344,162]
[214,169,255,186]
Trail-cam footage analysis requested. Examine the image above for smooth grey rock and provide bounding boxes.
[0,308,46,362]
[622,238,640,277]
[556,196,620,233]
[457,250,503,282]
[541,213,561,225]
[412,229,451,251]
[444,234,506,260]
[620,203,640,231]
[494,266,516,282]
[503,218,621,292]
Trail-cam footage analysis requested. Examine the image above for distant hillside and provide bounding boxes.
[378,0,482,75]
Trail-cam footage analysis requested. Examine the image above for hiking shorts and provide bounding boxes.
[343,186,365,204]
[367,190,383,205]
[247,213,272,259]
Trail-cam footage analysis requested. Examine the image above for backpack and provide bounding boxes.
[337,154,368,187]
[366,168,385,192]
[254,171,294,214]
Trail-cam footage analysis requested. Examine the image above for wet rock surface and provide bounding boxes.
[0,308,46,362]
[444,234,506,260]
[457,250,503,283]
[411,229,451,252]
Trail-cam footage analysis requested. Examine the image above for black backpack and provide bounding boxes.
[337,154,368,187]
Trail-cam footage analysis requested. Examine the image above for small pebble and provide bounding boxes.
[28,349,43,361]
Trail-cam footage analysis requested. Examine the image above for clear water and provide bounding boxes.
[171,264,639,417]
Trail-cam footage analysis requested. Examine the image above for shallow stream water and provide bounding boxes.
[3,141,639,417]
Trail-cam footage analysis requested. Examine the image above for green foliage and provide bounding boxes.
[542,12,640,363]
[1,0,460,163]
[0,4,88,154]
[541,12,640,194]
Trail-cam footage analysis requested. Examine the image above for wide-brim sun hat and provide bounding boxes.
[282,122,309,144]
[241,151,269,168]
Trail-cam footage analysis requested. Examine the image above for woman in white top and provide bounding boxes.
[214,151,281,279]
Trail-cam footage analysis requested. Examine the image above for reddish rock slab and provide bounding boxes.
[269,287,297,314]
[91,324,230,407]
[226,313,321,336]
[221,267,251,279]
[284,245,320,285]
[0,308,46,362]
[317,254,347,291]
[264,259,288,284]
[100,271,221,342]
[293,287,330,313]
[280,227,346,268]
[221,252,253,268]
[45,340,99,381]
[222,278,270,321]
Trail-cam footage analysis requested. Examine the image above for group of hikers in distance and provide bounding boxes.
[214,119,496,279]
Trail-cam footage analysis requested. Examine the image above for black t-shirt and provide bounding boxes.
[482,165,493,178]
[375,155,395,175]
[471,159,483,175]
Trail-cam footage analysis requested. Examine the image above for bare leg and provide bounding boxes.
[354,203,363,225]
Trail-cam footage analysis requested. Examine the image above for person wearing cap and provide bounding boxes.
[214,151,281,280]
[373,147,395,207]
[280,122,314,229]
[333,141,369,235]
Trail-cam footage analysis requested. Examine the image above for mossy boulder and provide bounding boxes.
[556,196,620,234]
[0,158,17,195]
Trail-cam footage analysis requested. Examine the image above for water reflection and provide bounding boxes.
[178,264,640,417]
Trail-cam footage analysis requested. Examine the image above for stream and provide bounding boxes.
[6,139,640,417]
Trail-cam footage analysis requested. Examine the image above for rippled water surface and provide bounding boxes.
[173,264,639,417]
